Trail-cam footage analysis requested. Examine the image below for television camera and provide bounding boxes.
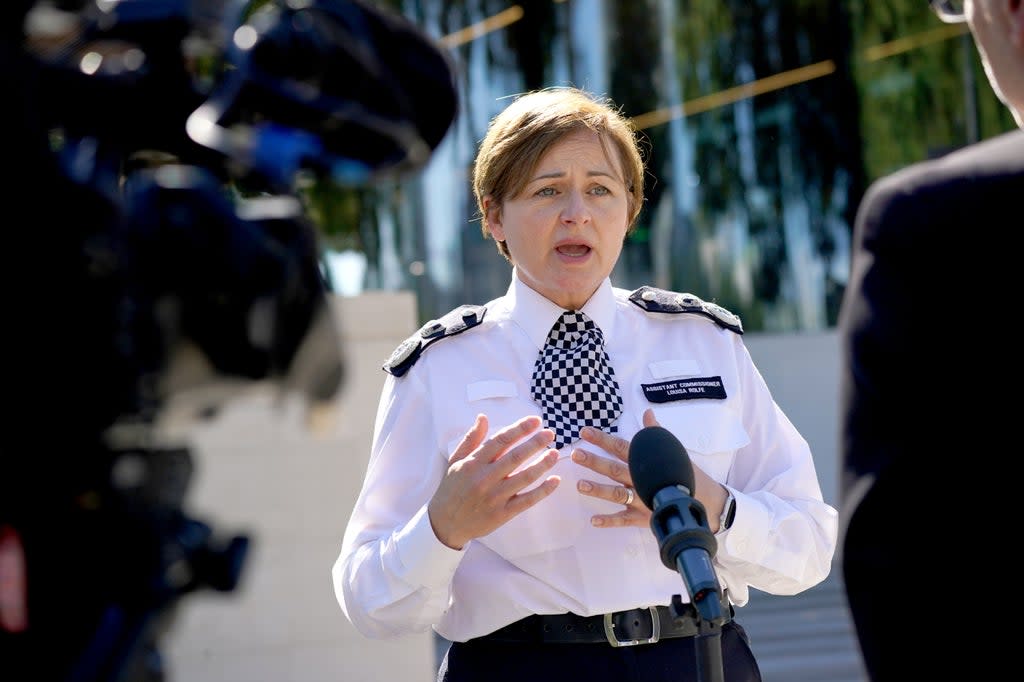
[0,1,457,680]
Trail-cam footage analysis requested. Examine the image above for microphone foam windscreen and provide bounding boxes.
[628,426,695,508]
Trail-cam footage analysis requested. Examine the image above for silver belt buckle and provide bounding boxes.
[603,606,661,647]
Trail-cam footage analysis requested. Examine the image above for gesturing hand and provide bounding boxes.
[571,409,661,528]
[427,414,560,550]
[574,408,730,531]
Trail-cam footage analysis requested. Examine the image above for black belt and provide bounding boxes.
[478,591,733,647]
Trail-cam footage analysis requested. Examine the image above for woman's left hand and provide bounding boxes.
[575,408,732,532]
[572,409,660,528]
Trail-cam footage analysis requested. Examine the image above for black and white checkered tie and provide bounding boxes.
[531,310,623,449]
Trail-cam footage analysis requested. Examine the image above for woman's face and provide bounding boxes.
[484,129,631,311]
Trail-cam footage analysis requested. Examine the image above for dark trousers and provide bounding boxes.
[438,620,761,682]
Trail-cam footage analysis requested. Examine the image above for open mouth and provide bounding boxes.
[556,244,591,257]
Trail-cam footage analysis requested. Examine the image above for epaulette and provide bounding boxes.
[628,286,743,334]
[383,304,487,377]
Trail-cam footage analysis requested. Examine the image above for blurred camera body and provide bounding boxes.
[0,2,456,680]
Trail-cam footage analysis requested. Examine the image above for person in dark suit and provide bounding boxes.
[838,2,1024,679]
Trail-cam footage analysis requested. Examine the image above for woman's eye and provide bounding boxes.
[536,187,556,197]
[590,185,610,196]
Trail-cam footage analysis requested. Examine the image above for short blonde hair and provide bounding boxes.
[472,87,646,260]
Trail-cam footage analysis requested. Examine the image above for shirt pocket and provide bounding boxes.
[649,403,750,481]
[465,379,518,402]
[440,380,523,449]
[648,358,702,379]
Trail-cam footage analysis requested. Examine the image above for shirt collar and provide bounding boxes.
[506,269,617,349]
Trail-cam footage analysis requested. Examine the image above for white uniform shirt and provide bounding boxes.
[334,276,838,642]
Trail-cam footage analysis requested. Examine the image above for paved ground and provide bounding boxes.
[739,571,868,681]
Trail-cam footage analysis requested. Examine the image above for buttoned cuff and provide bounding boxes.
[715,490,769,560]
[394,504,465,590]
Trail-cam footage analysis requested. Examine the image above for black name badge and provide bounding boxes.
[642,376,727,403]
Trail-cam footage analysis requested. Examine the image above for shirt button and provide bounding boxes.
[626,545,640,556]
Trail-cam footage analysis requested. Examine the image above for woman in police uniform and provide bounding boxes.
[334,87,837,682]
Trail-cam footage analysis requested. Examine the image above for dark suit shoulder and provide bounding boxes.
[857,129,1024,247]
[384,304,487,377]
[869,128,1024,201]
[628,286,743,334]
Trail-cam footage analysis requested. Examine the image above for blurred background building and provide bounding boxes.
[317,0,1014,332]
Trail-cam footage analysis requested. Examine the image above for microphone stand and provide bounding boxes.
[671,592,726,682]
[650,493,726,682]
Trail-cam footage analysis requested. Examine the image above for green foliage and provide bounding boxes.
[291,0,1017,333]
[849,3,1015,179]
[302,179,367,253]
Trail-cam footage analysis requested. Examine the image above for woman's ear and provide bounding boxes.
[483,196,505,242]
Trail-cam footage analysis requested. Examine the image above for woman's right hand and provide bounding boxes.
[427,414,560,550]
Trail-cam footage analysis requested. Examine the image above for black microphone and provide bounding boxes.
[629,426,725,624]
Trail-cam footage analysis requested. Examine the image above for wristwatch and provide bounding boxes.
[718,491,736,533]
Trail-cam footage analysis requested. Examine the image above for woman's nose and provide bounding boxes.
[560,190,590,224]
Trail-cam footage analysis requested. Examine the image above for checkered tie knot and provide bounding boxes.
[531,310,623,450]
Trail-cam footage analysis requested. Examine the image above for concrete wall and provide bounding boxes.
[163,291,436,682]
[162,292,841,682]
[742,330,841,507]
